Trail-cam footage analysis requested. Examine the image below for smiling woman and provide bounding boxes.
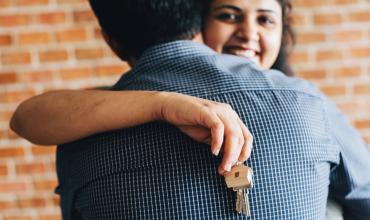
[204,0,283,70]
[203,0,294,75]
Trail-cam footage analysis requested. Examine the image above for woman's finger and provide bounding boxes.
[218,126,244,174]
[237,119,253,162]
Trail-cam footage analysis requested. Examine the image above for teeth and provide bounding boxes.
[233,49,256,58]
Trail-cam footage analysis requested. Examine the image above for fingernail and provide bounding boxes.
[225,163,232,172]
[212,149,220,156]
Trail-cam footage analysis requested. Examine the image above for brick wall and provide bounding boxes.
[0,0,369,219]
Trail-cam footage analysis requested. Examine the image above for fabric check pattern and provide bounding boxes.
[55,41,370,220]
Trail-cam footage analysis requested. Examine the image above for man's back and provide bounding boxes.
[56,41,370,219]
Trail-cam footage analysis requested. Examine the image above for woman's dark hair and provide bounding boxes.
[272,0,295,76]
[202,0,295,76]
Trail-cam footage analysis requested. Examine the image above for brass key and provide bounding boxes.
[224,164,253,216]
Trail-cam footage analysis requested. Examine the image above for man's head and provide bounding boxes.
[89,0,203,61]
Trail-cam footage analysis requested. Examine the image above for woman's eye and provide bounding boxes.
[257,15,275,26]
[215,13,242,22]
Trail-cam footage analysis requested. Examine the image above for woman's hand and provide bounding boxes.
[157,92,253,175]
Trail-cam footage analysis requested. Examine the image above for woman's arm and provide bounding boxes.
[10,90,162,145]
[10,90,252,174]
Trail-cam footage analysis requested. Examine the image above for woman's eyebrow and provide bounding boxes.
[212,5,242,12]
[257,9,278,14]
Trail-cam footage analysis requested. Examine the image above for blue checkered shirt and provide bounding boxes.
[56,41,370,220]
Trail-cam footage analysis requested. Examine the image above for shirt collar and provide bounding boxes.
[136,40,217,66]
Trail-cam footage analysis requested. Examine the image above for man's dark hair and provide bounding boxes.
[89,0,203,61]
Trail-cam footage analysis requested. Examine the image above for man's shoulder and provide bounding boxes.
[114,42,324,101]
[204,54,325,99]
[261,68,325,99]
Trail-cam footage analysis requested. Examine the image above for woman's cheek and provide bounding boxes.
[261,33,282,69]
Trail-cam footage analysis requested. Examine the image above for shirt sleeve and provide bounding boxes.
[325,99,370,220]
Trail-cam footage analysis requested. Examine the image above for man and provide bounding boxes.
[55,0,370,219]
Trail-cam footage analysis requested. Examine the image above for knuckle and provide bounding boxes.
[224,103,233,110]
[247,133,254,142]
[238,136,245,146]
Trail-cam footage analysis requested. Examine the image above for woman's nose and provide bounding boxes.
[235,19,259,42]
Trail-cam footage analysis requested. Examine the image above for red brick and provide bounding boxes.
[350,47,370,58]
[60,67,93,80]
[31,145,56,155]
[320,85,346,96]
[5,90,36,103]
[21,70,54,83]
[337,102,361,116]
[297,32,326,44]
[0,199,14,210]
[353,83,370,95]
[56,28,87,42]
[76,47,104,60]
[0,147,25,158]
[39,214,62,220]
[0,72,17,84]
[332,0,358,4]
[19,32,50,45]
[95,64,130,76]
[298,69,327,80]
[36,11,66,24]
[292,13,308,26]
[105,48,119,58]
[294,0,328,7]
[73,10,95,23]
[16,163,46,175]
[7,128,21,140]
[33,179,58,191]
[4,216,32,220]
[0,130,7,140]
[17,197,47,208]
[0,0,12,7]
[0,182,28,193]
[1,51,31,65]
[0,110,12,122]
[0,164,8,176]
[93,27,103,39]
[316,50,343,61]
[289,51,309,64]
[57,0,85,4]
[0,14,31,27]
[349,11,370,22]
[39,50,68,62]
[355,120,370,129]
[0,35,12,46]
[332,30,365,42]
[15,0,49,6]
[314,13,343,25]
[332,67,361,78]
[52,195,60,206]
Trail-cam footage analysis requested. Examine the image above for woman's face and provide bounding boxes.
[203,0,283,70]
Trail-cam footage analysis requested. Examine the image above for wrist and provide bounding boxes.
[150,91,170,122]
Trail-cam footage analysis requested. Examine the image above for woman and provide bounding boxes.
[10,0,293,174]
